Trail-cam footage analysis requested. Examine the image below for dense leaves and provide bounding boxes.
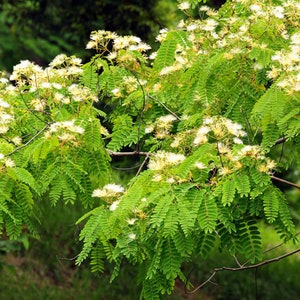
[0,0,300,299]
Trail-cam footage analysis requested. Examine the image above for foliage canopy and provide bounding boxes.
[0,0,300,298]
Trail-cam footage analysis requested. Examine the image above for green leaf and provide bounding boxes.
[7,167,38,192]
[221,178,236,206]
[198,194,218,233]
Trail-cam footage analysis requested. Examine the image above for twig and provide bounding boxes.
[187,247,300,294]
[107,150,151,157]
[7,124,51,156]
[148,94,181,120]
[274,137,287,145]
[271,175,300,189]
[136,151,151,176]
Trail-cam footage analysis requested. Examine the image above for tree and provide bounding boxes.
[0,0,300,299]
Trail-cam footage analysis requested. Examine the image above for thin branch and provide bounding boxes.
[271,175,300,189]
[7,124,51,156]
[274,137,287,145]
[107,150,151,157]
[187,247,300,294]
[136,151,151,176]
[18,87,50,124]
[148,94,181,120]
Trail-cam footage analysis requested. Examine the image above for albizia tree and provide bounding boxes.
[0,0,300,298]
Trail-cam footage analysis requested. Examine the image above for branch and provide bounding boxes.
[148,94,181,120]
[274,137,287,145]
[271,175,300,189]
[7,124,51,156]
[187,247,300,294]
[107,150,151,157]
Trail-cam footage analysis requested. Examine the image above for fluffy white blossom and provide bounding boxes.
[127,218,138,225]
[49,120,85,135]
[194,162,207,170]
[92,184,124,198]
[178,1,190,10]
[148,151,186,170]
[110,200,120,211]
[271,6,285,19]
[0,99,10,108]
[128,233,136,240]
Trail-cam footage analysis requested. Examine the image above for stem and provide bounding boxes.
[107,150,151,157]
[148,94,181,120]
[271,175,300,189]
[7,124,51,156]
[187,247,300,294]
[274,137,287,145]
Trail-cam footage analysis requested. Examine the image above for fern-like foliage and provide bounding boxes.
[1,1,300,299]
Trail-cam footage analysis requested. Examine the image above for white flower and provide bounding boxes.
[197,126,211,135]
[249,4,261,12]
[194,135,208,145]
[0,99,10,108]
[141,197,147,202]
[111,88,122,98]
[148,151,186,170]
[50,54,68,67]
[203,117,214,125]
[166,177,175,183]
[92,184,125,198]
[152,174,162,182]
[0,153,4,159]
[187,23,199,31]
[127,218,137,225]
[106,52,117,60]
[178,1,190,10]
[0,78,9,84]
[167,153,186,164]
[159,66,178,76]
[4,158,15,168]
[158,114,177,124]
[52,83,62,89]
[272,6,284,19]
[145,125,154,134]
[49,120,85,135]
[128,233,136,240]
[110,200,120,211]
[202,19,218,32]
[194,162,207,169]
[11,136,22,145]
[233,137,243,144]
[105,184,124,193]
[41,82,52,89]
[199,5,210,11]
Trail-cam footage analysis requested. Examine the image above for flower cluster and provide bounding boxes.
[0,153,15,169]
[194,117,247,146]
[86,30,151,59]
[92,184,125,211]
[272,32,300,93]
[145,114,177,139]
[44,120,85,143]
[92,183,124,198]
[0,98,14,134]
[159,44,190,76]
[10,55,83,88]
[148,150,186,171]
[110,76,147,99]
